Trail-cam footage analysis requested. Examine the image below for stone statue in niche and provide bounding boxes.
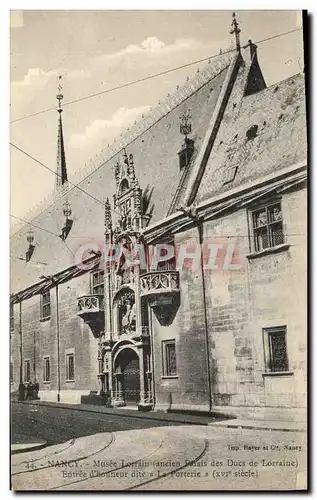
[121,298,136,333]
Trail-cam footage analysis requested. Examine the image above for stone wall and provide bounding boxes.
[10,272,99,403]
[151,186,306,412]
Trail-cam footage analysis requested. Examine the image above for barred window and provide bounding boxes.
[252,202,284,252]
[162,340,177,377]
[263,326,289,373]
[43,356,50,382]
[66,353,75,381]
[91,271,104,295]
[24,359,31,382]
[41,291,51,320]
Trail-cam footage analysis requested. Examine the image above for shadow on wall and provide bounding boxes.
[143,185,154,221]
[151,295,180,327]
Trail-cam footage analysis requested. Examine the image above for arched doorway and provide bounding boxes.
[114,348,140,405]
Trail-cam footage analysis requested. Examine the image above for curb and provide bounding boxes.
[208,422,307,433]
[11,441,47,455]
[13,400,227,427]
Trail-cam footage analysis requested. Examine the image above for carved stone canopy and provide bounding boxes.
[112,150,144,239]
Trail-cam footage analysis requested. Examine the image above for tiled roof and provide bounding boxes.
[196,72,307,203]
[16,52,232,228]
[10,55,232,293]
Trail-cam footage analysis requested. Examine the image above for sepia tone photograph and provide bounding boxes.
[10,9,307,491]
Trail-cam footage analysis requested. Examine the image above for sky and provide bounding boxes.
[10,10,304,229]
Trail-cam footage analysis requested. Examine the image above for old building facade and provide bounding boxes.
[10,17,307,418]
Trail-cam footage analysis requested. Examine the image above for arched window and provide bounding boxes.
[119,178,129,195]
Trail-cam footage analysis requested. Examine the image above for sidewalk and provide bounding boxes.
[14,400,307,433]
[11,433,47,455]
[208,418,307,433]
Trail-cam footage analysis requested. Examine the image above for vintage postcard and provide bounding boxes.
[10,9,307,491]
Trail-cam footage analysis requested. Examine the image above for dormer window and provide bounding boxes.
[179,110,194,171]
[60,200,73,241]
[26,229,35,262]
[178,138,195,171]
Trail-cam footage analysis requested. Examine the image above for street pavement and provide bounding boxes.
[11,402,307,491]
[11,402,185,447]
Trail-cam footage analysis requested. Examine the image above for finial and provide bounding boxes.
[230,12,241,52]
[104,197,112,232]
[179,109,192,140]
[26,229,34,244]
[114,161,120,185]
[63,200,72,218]
[122,148,129,165]
[128,153,135,179]
[56,75,63,113]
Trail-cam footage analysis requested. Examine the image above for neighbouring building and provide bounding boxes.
[10,15,307,418]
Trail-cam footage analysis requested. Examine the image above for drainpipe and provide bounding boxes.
[197,221,213,413]
[19,301,23,385]
[33,329,36,382]
[148,303,156,408]
[55,284,61,402]
[179,207,212,413]
[40,275,60,402]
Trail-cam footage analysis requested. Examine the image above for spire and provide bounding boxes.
[128,153,135,181]
[56,75,68,191]
[230,12,241,53]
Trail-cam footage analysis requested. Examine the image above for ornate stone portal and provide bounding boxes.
[99,150,153,408]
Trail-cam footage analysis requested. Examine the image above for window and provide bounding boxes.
[178,139,194,171]
[152,239,176,271]
[10,362,13,384]
[41,291,51,320]
[43,356,50,382]
[10,303,14,333]
[66,352,75,381]
[246,124,258,140]
[162,340,177,377]
[24,359,31,382]
[263,326,289,373]
[91,271,104,295]
[223,165,238,185]
[252,202,284,252]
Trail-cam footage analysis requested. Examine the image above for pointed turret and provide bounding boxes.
[56,76,68,192]
[104,197,112,234]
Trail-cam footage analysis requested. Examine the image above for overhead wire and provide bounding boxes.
[10,27,303,124]
[10,214,76,260]
[10,26,304,238]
